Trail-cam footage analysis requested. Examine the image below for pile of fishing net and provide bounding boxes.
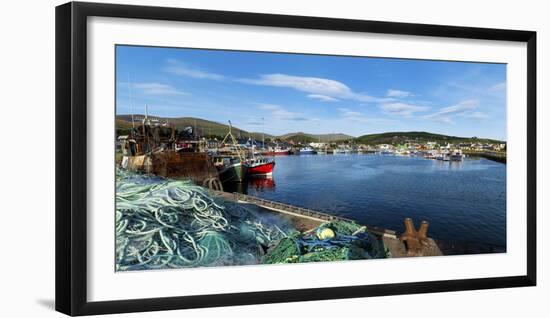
[263,220,388,264]
[115,168,294,271]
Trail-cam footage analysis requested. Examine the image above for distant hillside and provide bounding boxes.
[116,116,502,145]
[279,132,354,143]
[116,118,133,129]
[116,115,274,140]
[355,131,504,145]
[279,133,316,144]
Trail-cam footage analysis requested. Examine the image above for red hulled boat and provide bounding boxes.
[273,148,290,155]
[263,146,290,156]
[245,157,275,176]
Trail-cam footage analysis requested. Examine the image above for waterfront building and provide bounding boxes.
[309,142,327,148]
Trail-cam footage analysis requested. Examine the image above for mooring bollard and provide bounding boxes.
[403,218,416,237]
[400,218,431,256]
[418,220,430,246]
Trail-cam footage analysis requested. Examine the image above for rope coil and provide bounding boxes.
[116,168,291,271]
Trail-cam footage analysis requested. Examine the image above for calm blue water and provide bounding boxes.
[240,154,506,247]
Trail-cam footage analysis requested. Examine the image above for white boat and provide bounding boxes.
[435,150,448,160]
[299,147,316,154]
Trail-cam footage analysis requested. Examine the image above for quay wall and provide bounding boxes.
[465,151,506,163]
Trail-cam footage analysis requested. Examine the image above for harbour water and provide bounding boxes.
[232,154,506,249]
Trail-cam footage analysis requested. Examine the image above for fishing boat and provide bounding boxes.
[234,121,276,177]
[245,156,275,177]
[212,156,247,183]
[212,120,250,183]
[274,147,291,155]
[274,147,290,156]
[299,146,316,154]
[264,146,291,156]
[118,106,221,184]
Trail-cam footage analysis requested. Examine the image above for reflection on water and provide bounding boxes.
[224,176,275,194]
[249,177,275,192]
[225,154,506,248]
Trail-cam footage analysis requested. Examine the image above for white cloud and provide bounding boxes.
[433,100,477,116]
[163,59,225,80]
[338,108,363,118]
[130,82,188,95]
[257,104,308,121]
[336,108,392,124]
[429,116,455,124]
[465,111,489,119]
[379,102,429,117]
[242,74,351,96]
[423,99,486,123]
[307,94,339,102]
[240,74,390,103]
[490,82,506,91]
[386,89,413,98]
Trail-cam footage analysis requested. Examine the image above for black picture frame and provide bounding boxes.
[55,1,537,316]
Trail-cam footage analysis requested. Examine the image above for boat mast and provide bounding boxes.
[127,73,135,135]
[262,117,265,150]
[144,104,150,153]
[142,104,147,136]
[144,104,148,122]
[221,120,245,161]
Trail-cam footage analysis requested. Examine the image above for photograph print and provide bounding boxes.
[115,45,507,271]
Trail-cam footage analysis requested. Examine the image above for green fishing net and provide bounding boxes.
[115,168,294,271]
[263,221,388,264]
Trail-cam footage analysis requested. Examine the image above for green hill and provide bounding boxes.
[116,115,274,140]
[279,133,317,144]
[279,132,354,142]
[355,131,504,145]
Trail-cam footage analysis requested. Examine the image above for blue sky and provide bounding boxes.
[116,45,507,140]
